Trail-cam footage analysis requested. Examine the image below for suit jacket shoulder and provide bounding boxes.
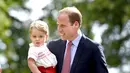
[70,35,108,73]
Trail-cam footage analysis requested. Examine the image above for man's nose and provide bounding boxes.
[58,26,62,32]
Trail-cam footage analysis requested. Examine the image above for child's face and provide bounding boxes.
[30,28,48,47]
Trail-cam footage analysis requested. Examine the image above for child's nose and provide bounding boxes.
[36,37,40,40]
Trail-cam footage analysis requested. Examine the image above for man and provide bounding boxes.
[48,6,109,73]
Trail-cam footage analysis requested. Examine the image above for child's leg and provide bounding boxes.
[45,66,56,73]
[38,66,46,73]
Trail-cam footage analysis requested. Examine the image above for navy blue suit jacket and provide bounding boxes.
[47,35,109,73]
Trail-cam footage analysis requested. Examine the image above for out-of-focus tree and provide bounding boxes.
[1,0,130,73]
[0,0,30,73]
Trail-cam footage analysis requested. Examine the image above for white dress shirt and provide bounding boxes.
[65,31,82,66]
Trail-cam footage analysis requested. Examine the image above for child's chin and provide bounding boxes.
[35,44,40,47]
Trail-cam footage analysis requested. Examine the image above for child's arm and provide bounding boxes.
[28,58,41,73]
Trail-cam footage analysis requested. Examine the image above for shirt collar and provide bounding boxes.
[67,30,82,47]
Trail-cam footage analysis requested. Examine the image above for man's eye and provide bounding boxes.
[61,25,65,28]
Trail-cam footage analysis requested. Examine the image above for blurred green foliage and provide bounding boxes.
[0,0,130,73]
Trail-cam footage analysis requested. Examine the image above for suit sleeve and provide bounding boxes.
[93,44,109,73]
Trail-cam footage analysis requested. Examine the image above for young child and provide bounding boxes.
[27,20,57,73]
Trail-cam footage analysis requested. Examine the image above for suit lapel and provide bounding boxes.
[58,40,67,73]
[70,36,85,73]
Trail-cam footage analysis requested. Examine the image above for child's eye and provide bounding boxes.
[39,35,43,38]
[33,36,36,38]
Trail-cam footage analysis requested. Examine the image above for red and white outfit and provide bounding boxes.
[28,43,57,73]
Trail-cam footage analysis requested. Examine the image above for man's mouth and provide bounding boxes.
[59,32,64,36]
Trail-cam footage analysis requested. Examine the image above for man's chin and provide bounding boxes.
[61,38,65,40]
[59,34,67,40]
[60,36,67,40]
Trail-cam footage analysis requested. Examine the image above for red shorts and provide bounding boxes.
[38,66,56,73]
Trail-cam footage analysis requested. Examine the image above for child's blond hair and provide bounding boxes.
[29,20,49,35]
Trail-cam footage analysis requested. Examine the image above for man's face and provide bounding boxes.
[57,13,77,40]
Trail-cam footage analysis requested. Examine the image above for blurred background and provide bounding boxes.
[0,0,130,73]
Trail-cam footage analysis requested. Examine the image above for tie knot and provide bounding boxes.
[68,41,72,46]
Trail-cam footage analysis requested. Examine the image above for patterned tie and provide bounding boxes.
[61,41,72,73]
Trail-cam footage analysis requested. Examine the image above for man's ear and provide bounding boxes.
[73,21,79,28]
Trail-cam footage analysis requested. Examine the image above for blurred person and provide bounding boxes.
[0,64,2,73]
[47,6,109,73]
[27,20,57,73]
